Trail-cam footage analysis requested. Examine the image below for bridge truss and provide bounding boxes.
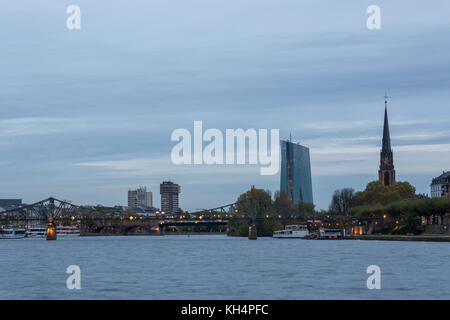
[0,196,368,226]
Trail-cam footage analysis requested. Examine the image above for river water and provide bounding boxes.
[0,235,448,299]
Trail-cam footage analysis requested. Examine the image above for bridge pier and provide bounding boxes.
[46,199,57,240]
[248,223,257,240]
[46,222,57,241]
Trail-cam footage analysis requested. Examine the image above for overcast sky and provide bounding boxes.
[1,0,450,210]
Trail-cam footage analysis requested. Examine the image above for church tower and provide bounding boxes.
[378,97,396,186]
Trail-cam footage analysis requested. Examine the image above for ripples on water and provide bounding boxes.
[0,235,449,299]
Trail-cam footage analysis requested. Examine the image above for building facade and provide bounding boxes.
[160,181,181,213]
[378,100,396,186]
[431,171,450,198]
[280,140,313,205]
[0,199,22,211]
[0,199,22,207]
[128,187,152,208]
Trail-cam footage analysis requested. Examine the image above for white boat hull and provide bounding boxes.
[0,228,27,239]
[57,233,80,237]
[273,230,309,238]
[0,234,26,239]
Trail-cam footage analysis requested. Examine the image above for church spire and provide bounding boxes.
[379,94,395,186]
[382,95,391,152]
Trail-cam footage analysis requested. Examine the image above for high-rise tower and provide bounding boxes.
[280,140,313,205]
[378,97,396,186]
[160,181,180,213]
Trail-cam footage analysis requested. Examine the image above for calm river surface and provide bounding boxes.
[0,235,449,299]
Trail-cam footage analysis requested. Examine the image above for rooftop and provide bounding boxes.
[432,171,450,184]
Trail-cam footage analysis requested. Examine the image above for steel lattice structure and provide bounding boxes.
[0,196,371,225]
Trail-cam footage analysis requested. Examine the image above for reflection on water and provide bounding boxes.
[0,235,449,299]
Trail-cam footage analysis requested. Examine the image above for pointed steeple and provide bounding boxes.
[382,96,391,152]
[379,95,395,186]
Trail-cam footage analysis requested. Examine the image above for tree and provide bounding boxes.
[386,197,450,218]
[230,186,277,237]
[362,181,394,205]
[273,190,292,209]
[392,182,416,200]
[360,181,416,205]
[236,185,273,218]
[329,188,357,215]
[348,203,384,217]
[296,200,315,214]
[273,190,314,218]
[392,216,424,235]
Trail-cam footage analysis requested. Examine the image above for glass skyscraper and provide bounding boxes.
[280,140,313,205]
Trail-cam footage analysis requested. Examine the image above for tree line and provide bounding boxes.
[329,180,417,215]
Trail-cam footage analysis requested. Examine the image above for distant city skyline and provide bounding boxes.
[1,1,450,210]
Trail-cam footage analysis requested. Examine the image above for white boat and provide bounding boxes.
[27,226,47,238]
[273,224,309,238]
[0,227,26,239]
[56,226,80,237]
[319,228,343,239]
[26,225,81,238]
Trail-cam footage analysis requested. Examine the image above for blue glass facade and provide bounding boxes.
[280,140,313,205]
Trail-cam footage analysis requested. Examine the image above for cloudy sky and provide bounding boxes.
[1,0,449,210]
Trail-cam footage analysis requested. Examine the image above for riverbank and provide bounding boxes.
[346,234,450,242]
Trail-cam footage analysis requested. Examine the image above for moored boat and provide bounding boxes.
[26,225,81,238]
[318,228,343,239]
[0,226,26,239]
[273,224,309,238]
[56,226,80,237]
[27,226,47,238]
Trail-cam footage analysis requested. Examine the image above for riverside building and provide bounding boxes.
[431,171,450,198]
[160,181,180,214]
[128,187,153,208]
